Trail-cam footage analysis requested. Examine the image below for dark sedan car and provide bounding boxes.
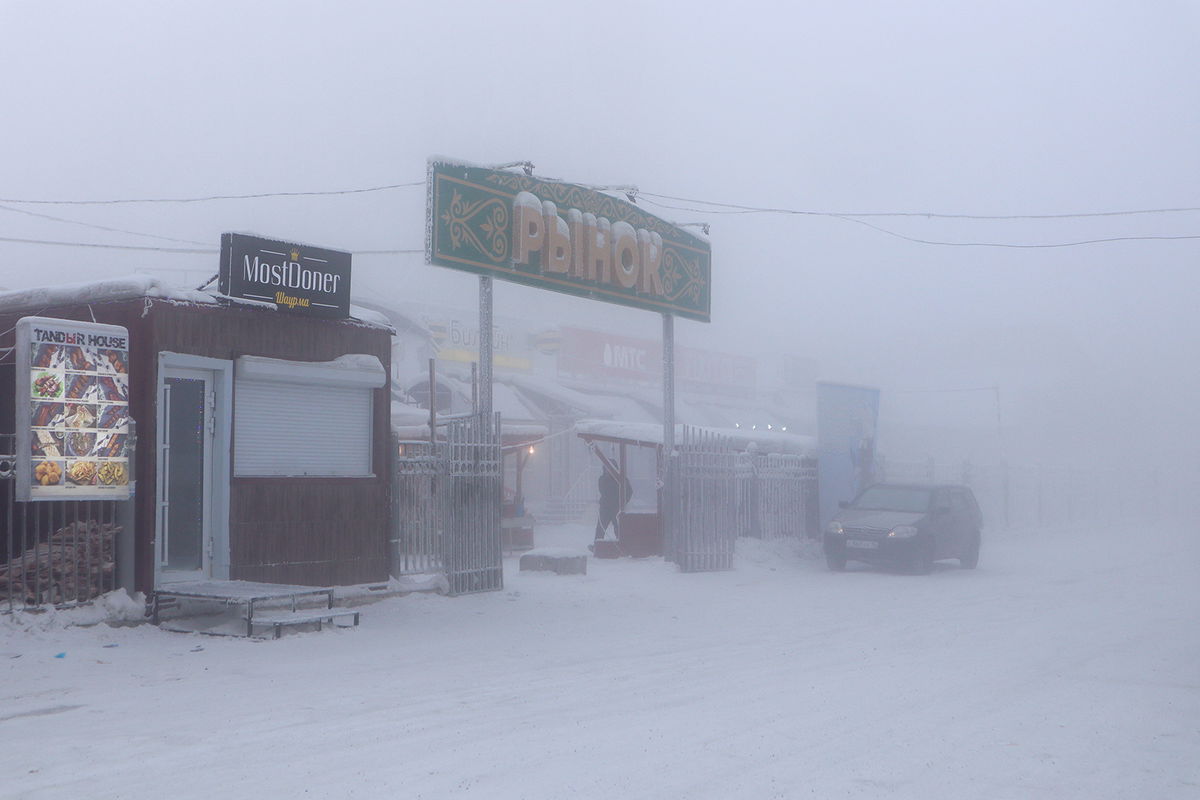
[824,483,982,573]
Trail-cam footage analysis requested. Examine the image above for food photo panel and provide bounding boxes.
[97,404,129,430]
[95,348,129,375]
[98,374,129,402]
[32,369,65,400]
[66,460,98,486]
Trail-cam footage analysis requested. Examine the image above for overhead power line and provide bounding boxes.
[833,215,1200,249]
[0,236,216,253]
[0,177,1195,220]
[0,181,424,205]
[634,191,1200,221]
[0,235,424,256]
[636,196,1200,248]
[1,175,1198,252]
[0,203,210,246]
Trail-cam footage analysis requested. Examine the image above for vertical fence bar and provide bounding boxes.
[18,493,27,607]
[4,435,12,612]
[70,500,79,604]
[32,501,40,605]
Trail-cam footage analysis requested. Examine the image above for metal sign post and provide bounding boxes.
[662,312,676,562]
[479,276,493,419]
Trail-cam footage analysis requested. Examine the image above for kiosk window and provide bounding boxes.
[233,355,385,477]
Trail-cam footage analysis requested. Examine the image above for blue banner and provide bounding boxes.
[816,383,880,529]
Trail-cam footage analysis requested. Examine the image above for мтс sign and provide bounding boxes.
[426,160,711,322]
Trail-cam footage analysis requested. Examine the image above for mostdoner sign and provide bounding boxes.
[426,160,711,322]
[219,233,352,318]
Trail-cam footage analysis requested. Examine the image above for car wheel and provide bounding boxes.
[910,539,934,574]
[960,531,981,569]
[825,549,847,572]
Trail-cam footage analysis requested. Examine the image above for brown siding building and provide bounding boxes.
[0,279,393,594]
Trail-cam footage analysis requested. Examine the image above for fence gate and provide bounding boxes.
[668,425,739,572]
[392,413,502,596]
[391,439,443,577]
[442,413,503,595]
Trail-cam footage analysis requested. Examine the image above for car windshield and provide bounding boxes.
[852,486,932,513]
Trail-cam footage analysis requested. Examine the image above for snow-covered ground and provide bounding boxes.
[2,522,1197,799]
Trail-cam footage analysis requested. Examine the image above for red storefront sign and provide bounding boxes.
[558,326,755,398]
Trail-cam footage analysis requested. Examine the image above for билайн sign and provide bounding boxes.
[426,160,711,322]
[220,233,352,319]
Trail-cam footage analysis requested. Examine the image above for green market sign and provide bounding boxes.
[426,160,711,322]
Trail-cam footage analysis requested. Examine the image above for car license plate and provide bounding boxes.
[846,539,878,550]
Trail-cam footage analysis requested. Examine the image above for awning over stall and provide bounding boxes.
[574,419,816,456]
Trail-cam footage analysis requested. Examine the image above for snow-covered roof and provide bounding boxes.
[238,353,386,388]
[436,373,542,423]
[348,299,432,340]
[574,419,816,456]
[0,275,217,311]
[390,399,548,442]
[504,374,630,419]
[0,274,394,331]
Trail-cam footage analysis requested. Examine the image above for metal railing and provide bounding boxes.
[735,452,820,540]
[391,413,503,595]
[668,427,820,573]
[667,426,739,572]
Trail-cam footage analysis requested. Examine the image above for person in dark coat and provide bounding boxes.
[595,461,632,542]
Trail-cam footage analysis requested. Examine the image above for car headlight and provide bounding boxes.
[826,521,844,536]
[887,525,918,539]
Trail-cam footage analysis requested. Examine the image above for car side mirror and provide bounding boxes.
[839,500,850,509]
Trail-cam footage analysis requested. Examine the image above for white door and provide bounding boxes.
[157,367,216,583]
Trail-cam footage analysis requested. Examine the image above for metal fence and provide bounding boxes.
[2,434,122,612]
[875,455,1195,532]
[391,439,442,576]
[667,427,820,573]
[392,413,503,595]
[666,426,739,572]
[735,452,820,540]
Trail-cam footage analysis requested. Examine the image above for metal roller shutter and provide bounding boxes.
[233,356,381,477]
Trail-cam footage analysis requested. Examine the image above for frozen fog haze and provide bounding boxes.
[2,1,1195,480]
[1,3,1198,795]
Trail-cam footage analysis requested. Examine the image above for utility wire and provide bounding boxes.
[832,215,1200,249]
[0,181,424,205]
[1,177,1196,220]
[2,177,1199,252]
[643,199,1200,248]
[634,190,1200,221]
[0,235,426,256]
[0,235,216,253]
[352,249,424,255]
[0,203,210,246]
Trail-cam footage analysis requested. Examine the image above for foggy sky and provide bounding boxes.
[1,1,1197,469]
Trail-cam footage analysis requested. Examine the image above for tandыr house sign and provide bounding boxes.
[426,160,711,322]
